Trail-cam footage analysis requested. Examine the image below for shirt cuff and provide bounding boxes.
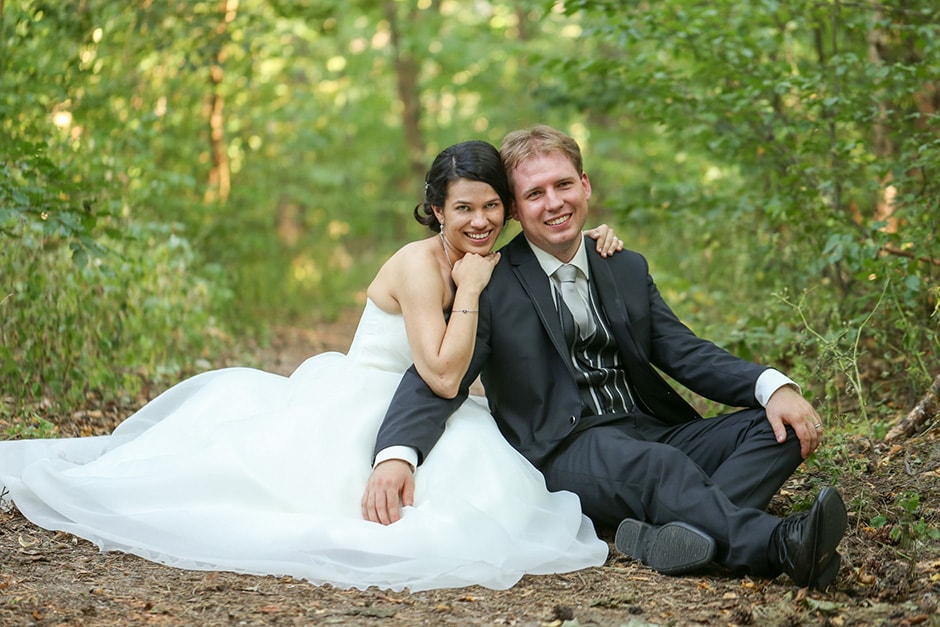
[755,369,799,407]
[374,445,418,471]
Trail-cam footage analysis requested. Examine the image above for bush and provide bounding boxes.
[0,220,232,425]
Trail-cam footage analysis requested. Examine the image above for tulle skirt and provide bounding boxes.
[0,353,607,591]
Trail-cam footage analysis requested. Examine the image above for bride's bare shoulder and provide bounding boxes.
[367,238,438,309]
[396,237,436,258]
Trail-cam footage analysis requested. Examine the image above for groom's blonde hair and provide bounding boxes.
[499,125,584,194]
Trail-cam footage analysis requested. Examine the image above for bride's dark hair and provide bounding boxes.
[414,140,513,232]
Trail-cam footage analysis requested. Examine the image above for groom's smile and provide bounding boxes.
[510,151,592,262]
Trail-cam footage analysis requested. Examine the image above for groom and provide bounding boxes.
[363,125,847,590]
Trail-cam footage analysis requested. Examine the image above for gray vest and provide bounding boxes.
[555,279,635,416]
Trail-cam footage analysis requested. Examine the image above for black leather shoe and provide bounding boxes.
[615,519,716,575]
[772,487,847,590]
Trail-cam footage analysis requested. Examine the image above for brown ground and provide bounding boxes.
[2,313,939,626]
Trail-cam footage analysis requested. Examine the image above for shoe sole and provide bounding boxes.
[813,551,842,591]
[808,488,848,590]
[615,520,716,575]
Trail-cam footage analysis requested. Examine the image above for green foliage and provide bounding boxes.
[545,0,940,421]
[1,1,231,421]
[3,415,58,440]
[1,220,231,419]
[2,0,937,427]
[0,131,103,257]
[871,491,940,552]
[802,432,869,486]
[775,281,892,436]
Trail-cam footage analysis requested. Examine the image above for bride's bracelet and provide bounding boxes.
[453,309,479,314]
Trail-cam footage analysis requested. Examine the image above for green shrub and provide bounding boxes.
[0,220,232,429]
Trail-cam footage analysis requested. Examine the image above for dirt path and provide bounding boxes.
[2,314,938,626]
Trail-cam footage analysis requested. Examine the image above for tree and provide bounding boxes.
[545,0,940,430]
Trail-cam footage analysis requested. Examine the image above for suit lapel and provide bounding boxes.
[587,249,630,327]
[587,247,648,364]
[588,247,701,421]
[587,247,645,350]
[505,235,573,368]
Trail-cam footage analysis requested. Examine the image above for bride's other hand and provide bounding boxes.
[362,459,415,525]
[584,224,624,258]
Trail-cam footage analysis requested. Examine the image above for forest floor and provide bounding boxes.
[1,311,939,626]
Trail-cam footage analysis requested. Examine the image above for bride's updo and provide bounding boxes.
[414,140,513,233]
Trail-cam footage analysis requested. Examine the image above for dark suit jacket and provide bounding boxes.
[374,232,768,469]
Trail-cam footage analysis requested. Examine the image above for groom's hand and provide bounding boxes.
[765,384,823,459]
[362,459,415,525]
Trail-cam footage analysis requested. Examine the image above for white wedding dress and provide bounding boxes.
[0,299,607,591]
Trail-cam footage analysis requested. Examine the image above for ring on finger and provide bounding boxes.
[813,422,823,430]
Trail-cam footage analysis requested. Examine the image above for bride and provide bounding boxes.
[0,140,620,592]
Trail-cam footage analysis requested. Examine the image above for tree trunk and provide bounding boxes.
[204,0,238,204]
[384,1,425,185]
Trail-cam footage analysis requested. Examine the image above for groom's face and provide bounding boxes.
[510,151,592,263]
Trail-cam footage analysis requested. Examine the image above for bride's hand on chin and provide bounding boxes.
[362,459,415,525]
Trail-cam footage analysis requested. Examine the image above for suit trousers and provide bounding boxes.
[540,408,804,574]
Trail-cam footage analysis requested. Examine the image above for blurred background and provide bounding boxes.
[2,0,938,440]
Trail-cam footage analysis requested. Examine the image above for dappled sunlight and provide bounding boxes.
[290,254,322,287]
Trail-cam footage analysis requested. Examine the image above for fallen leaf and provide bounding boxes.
[857,569,876,585]
[347,607,397,618]
[802,597,843,613]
